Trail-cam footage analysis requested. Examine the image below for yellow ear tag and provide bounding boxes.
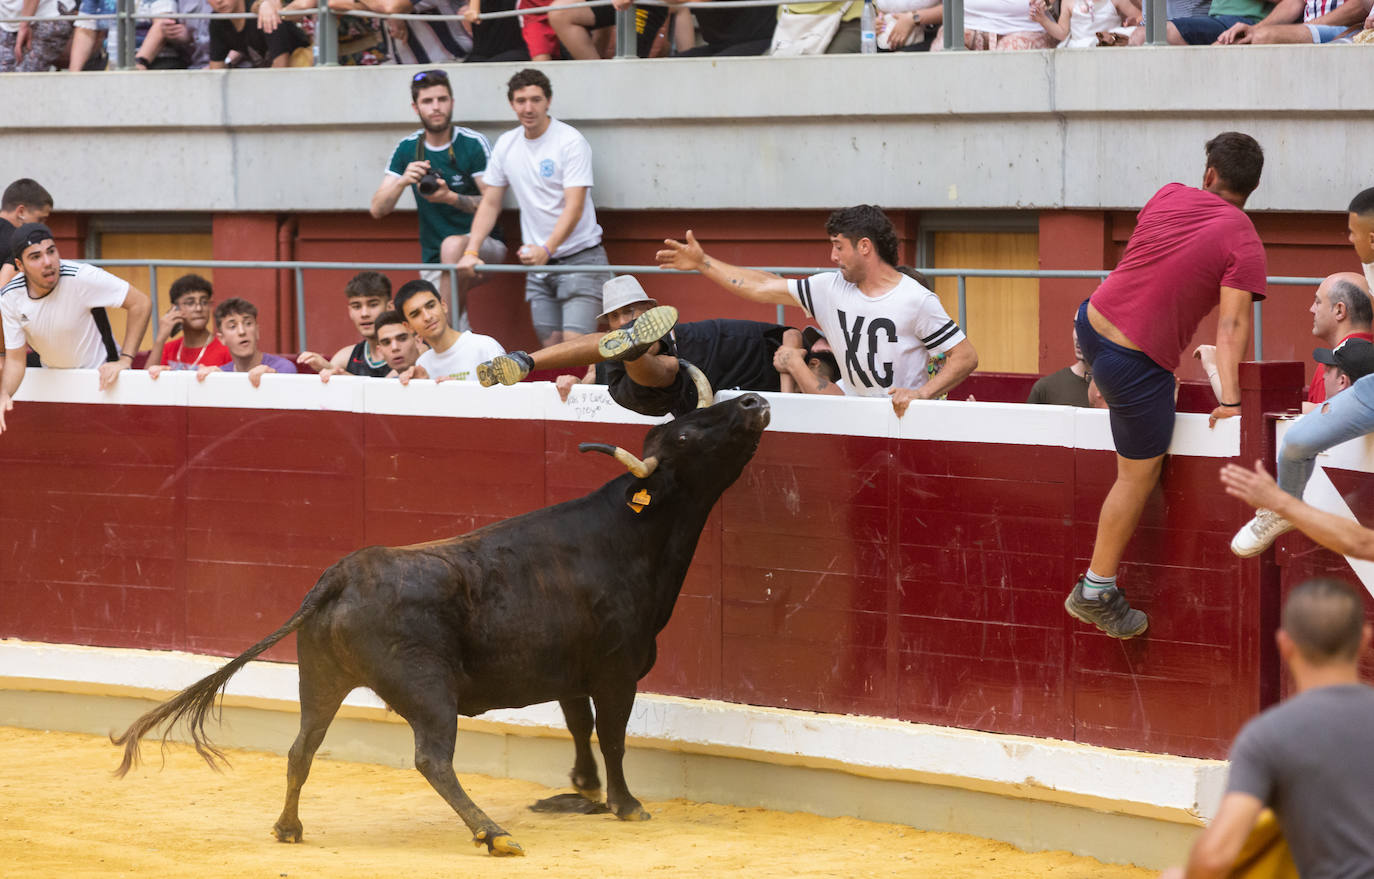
[628,489,652,514]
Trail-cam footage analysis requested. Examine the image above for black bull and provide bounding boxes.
[114,394,771,856]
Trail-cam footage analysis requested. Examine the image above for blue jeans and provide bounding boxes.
[1277,373,1374,497]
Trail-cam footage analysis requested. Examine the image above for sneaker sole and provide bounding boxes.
[489,356,529,387]
[476,361,498,388]
[1063,595,1150,639]
[598,306,678,362]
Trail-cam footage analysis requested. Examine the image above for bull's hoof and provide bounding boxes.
[613,804,651,822]
[473,829,525,857]
[272,822,303,843]
[571,774,604,803]
[530,793,610,814]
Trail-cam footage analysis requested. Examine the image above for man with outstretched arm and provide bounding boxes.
[1222,457,1374,562]
[1063,132,1266,639]
[0,223,151,435]
[654,204,978,417]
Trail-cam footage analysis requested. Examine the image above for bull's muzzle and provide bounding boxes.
[578,442,660,479]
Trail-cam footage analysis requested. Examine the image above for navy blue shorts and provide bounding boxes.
[1170,13,1258,44]
[1076,301,1176,460]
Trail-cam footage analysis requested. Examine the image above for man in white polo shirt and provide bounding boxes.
[0,223,152,434]
[456,67,612,349]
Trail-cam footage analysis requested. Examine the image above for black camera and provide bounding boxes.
[417,170,444,196]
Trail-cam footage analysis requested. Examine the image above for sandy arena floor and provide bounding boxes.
[0,726,1154,879]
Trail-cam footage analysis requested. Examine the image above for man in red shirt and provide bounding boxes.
[1300,273,1372,411]
[145,273,231,370]
[1065,132,1268,639]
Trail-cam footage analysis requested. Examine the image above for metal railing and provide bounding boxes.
[85,257,1319,360]
[0,0,1177,70]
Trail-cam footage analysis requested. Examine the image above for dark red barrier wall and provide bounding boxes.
[0,392,1305,760]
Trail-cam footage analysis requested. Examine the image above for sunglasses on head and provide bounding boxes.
[413,69,449,85]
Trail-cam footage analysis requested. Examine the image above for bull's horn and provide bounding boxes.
[578,442,659,478]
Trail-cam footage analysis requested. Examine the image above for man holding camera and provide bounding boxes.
[371,68,506,333]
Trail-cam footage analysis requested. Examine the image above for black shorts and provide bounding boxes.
[607,358,703,418]
[590,3,669,57]
[1076,300,1176,460]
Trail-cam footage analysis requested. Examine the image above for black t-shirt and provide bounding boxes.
[466,0,529,61]
[694,5,776,47]
[607,319,788,417]
[344,340,393,378]
[0,221,14,263]
[210,17,308,66]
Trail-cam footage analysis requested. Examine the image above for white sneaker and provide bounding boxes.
[1230,509,1295,558]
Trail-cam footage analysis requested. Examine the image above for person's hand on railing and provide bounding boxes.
[296,350,332,373]
[387,16,408,40]
[456,252,484,278]
[247,363,276,388]
[612,0,633,9]
[148,365,170,380]
[397,363,428,385]
[259,0,284,32]
[98,356,133,391]
[196,364,218,383]
[517,244,551,267]
[464,0,480,23]
[655,230,707,272]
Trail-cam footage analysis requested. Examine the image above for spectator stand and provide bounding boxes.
[0,0,1178,67]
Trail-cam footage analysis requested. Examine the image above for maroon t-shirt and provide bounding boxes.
[1091,183,1267,372]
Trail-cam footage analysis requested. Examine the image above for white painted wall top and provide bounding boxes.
[2,48,1365,214]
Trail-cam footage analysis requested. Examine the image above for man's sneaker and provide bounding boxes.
[1064,578,1149,639]
[597,306,678,362]
[477,351,534,387]
[1230,509,1295,558]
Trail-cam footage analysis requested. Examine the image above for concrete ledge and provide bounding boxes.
[2,48,1366,213]
[1,639,1217,868]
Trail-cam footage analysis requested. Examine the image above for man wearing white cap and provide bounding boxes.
[477,275,802,416]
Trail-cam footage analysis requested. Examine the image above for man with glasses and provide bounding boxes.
[145,273,231,370]
[371,68,506,332]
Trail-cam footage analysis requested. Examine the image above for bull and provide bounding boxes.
[113,393,770,857]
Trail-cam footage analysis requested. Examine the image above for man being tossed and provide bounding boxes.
[654,204,978,417]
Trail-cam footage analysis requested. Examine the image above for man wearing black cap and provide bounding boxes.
[0,224,152,434]
[1312,338,1374,407]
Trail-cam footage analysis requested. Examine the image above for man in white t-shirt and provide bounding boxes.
[456,68,612,349]
[0,223,152,434]
[393,279,505,383]
[656,205,979,416]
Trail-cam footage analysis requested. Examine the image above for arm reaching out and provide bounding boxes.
[656,230,794,306]
[1221,459,1374,560]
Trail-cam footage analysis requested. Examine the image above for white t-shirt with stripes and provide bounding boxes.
[1,261,130,368]
[787,270,965,397]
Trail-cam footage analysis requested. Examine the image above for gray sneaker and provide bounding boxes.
[477,351,534,387]
[1064,578,1149,639]
[598,306,678,362]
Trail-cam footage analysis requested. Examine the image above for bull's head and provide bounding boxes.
[579,394,770,494]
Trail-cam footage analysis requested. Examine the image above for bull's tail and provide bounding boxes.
[111,570,343,778]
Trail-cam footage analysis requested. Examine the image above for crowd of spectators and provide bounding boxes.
[1,0,1368,71]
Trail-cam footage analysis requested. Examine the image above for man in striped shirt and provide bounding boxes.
[1213,0,1367,42]
[655,204,979,418]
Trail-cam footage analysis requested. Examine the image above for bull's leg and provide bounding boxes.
[559,697,603,801]
[372,666,524,856]
[592,685,650,821]
[273,650,354,843]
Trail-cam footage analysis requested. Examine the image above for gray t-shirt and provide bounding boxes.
[1226,684,1374,879]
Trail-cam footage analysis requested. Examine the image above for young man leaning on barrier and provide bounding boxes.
[0,224,152,435]
[1063,132,1267,639]
[654,204,978,418]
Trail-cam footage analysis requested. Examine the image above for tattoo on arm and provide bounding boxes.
[702,257,712,271]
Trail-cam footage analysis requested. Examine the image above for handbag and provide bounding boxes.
[770,1,855,55]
